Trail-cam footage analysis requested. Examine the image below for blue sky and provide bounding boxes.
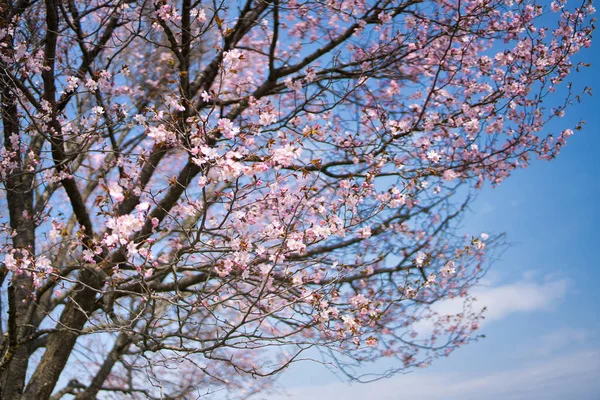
[269,22,600,400]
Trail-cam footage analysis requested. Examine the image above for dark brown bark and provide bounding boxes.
[17,0,102,397]
[23,269,104,399]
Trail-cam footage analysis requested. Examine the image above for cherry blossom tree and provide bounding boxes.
[0,0,594,398]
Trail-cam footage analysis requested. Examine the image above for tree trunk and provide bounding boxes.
[0,62,36,399]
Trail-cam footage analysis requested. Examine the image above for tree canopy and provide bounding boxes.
[0,0,594,398]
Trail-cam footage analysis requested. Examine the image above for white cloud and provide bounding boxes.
[412,275,569,334]
[468,277,569,322]
[269,348,600,400]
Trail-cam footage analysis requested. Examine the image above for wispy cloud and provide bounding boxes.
[530,327,596,356]
[411,275,569,334]
[270,348,600,400]
[467,277,569,322]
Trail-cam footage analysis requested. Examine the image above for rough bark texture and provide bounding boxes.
[23,270,103,399]
[0,48,35,400]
